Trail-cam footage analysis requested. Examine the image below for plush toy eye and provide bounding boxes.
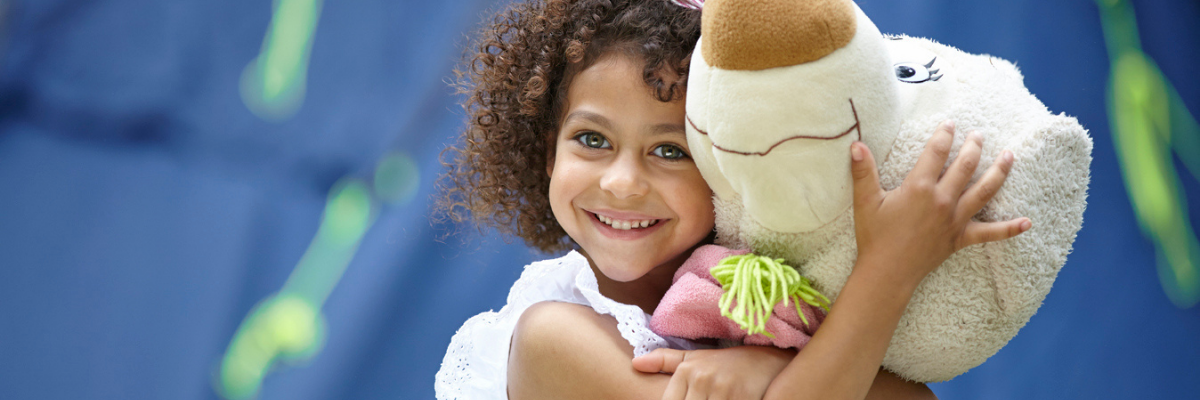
[894,57,942,83]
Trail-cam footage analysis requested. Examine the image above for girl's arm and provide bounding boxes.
[508,301,669,400]
[632,344,931,399]
[763,121,1026,400]
[509,301,914,400]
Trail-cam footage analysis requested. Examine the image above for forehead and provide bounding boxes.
[563,54,685,129]
[568,54,650,100]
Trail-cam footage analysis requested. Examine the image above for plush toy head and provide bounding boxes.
[682,0,1092,382]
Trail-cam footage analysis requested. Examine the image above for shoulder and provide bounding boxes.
[511,301,625,356]
[508,301,667,400]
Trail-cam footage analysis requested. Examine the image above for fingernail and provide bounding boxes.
[969,132,983,143]
[851,143,863,161]
[1020,219,1032,231]
[943,120,955,131]
[1003,150,1014,163]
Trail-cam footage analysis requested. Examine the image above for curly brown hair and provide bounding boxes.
[437,0,702,253]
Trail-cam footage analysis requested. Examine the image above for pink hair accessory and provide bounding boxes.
[669,0,704,10]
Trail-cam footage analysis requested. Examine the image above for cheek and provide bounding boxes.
[547,159,589,222]
[547,171,571,220]
[546,164,565,218]
[672,172,717,233]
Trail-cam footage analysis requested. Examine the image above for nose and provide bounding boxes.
[599,153,651,199]
[701,0,857,71]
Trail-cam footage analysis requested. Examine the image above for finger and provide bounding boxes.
[633,349,688,373]
[939,132,983,197]
[851,141,884,212]
[910,120,957,184]
[959,218,1031,248]
[662,373,688,400]
[956,150,1015,222]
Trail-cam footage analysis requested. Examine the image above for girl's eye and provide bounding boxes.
[653,144,690,160]
[576,132,610,149]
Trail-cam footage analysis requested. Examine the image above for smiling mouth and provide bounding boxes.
[687,98,861,156]
[590,212,663,230]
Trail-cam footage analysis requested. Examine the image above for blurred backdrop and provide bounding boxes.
[0,0,1196,399]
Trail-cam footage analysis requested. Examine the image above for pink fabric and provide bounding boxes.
[650,244,826,349]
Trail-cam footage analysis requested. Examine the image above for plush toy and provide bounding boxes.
[650,0,1092,382]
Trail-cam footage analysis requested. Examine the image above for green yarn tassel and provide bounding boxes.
[710,254,832,338]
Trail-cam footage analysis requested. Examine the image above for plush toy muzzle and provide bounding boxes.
[686,0,903,234]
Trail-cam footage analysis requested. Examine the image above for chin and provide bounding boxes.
[594,258,656,282]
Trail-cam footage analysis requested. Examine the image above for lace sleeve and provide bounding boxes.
[435,311,503,400]
[435,252,700,400]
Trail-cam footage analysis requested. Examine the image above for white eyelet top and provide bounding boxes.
[435,251,700,400]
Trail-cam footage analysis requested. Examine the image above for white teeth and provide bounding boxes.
[596,213,659,230]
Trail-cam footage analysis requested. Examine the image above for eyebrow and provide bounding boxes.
[650,122,687,136]
[563,110,686,137]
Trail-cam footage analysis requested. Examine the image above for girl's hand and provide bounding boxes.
[633,346,794,400]
[850,120,1031,287]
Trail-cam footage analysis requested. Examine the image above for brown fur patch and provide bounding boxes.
[701,0,857,71]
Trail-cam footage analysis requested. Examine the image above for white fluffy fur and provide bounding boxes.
[687,3,1092,382]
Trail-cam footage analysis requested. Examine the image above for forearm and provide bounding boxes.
[764,255,922,400]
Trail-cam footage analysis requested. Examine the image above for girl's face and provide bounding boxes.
[547,53,715,283]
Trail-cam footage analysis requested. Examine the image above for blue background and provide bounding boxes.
[0,0,1196,399]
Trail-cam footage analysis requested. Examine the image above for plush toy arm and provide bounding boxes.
[650,245,829,349]
[982,114,1090,318]
[878,114,1092,383]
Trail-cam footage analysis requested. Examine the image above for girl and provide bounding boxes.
[435,1,1029,399]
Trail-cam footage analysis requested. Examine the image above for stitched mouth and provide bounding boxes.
[687,98,861,156]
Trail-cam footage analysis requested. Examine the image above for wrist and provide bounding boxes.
[851,253,924,297]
